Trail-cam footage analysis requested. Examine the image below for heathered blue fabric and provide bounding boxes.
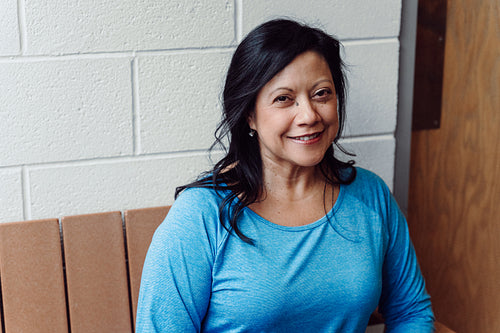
[136,168,434,332]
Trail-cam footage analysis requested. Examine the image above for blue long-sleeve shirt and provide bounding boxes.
[136,168,434,332]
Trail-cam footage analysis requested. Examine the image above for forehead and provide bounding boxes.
[262,51,332,90]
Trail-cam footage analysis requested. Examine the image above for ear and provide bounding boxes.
[247,113,256,131]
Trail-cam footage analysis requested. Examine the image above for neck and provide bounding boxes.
[259,160,327,203]
[248,159,337,227]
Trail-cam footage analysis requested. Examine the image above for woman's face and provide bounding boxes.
[248,51,339,171]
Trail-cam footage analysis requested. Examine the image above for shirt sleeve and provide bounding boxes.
[135,189,218,332]
[378,185,435,332]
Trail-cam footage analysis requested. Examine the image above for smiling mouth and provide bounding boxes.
[290,132,322,141]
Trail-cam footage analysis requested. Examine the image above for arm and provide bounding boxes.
[135,190,217,332]
[378,193,435,332]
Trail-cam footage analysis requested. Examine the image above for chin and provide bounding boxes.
[293,157,325,168]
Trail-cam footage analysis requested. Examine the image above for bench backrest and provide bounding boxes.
[0,206,455,333]
[0,206,170,333]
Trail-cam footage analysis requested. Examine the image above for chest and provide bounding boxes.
[203,220,384,332]
[248,192,336,227]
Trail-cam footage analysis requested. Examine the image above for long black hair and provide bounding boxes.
[176,19,356,243]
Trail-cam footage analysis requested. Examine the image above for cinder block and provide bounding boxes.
[342,41,400,136]
[0,0,20,55]
[0,58,133,166]
[0,168,24,223]
[25,1,234,55]
[138,51,232,154]
[338,136,395,190]
[28,153,221,219]
[242,0,401,40]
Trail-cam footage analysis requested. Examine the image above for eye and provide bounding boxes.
[312,88,334,103]
[273,95,293,104]
[314,88,332,98]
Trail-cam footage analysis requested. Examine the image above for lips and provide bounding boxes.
[289,132,322,141]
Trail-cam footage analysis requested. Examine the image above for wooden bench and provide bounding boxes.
[0,206,170,332]
[0,207,455,332]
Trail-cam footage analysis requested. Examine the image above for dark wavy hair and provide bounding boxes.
[176,19,355,244]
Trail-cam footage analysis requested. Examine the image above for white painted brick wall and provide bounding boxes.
[25,1,235,55]
[343,41,400,136]
[0,0,402,228]
[138,51,232,154]
[241,0,401,39]
[0,0,20,56]
[0,168,24,221]
[0,58,133,166]
[339,136,396,187]
[28,153,220,219]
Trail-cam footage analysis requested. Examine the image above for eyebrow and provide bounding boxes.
[269,79,334,95]
[270,87,294,95]
[311,79,334,90]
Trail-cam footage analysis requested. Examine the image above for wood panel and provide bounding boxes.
[61,212,132,333]
[0,219,68,332]
[412,0,447,130]
[435,321,457,333]
[124,205,170,325]
[408,0,500,332]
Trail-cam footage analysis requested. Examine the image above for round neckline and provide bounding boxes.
[242,183,346,232]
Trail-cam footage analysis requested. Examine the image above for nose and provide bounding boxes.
[295,99,320,125]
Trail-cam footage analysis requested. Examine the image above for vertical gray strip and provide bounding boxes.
[132,57,141,155]
[394,0,419,214]
[17,0,27,54]
[22,166,31,220]
[235,0,243,42]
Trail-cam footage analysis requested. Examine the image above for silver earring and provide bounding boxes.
[249,129,256,137]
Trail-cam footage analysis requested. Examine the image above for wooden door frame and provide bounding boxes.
[394,0,447,213]
[394,0,418,213]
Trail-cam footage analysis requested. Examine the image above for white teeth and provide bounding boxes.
[294,133,320,141]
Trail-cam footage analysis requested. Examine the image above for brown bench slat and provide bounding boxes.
[0,207,456,333]
[62,212,132,333]
[124,205,170,325]
[0,219,68,333]
[435,321,456,333]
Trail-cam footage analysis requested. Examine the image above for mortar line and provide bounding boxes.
[0,46,237,62]
[17,0,27,54]
[0,52,134,63]
[342,36,399,46]
[340,133,395,142]
[135,47,236,57]
[235,0,243,42]
[0,37,398,62]
[21,166,32,220]
[8,149,218,170]
[0,132,395,171]
[131,56,141,155]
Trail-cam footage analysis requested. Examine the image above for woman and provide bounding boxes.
[136,19,434,332]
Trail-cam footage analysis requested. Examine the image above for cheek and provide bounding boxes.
[320,106,339,126]
[259,113,292,133]
[329,111,339,124]
[321,109,340,139]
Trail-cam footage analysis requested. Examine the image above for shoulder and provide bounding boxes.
[340,167,398,219]
[172,186,226,213]
[347,167,391,196]
[352,167,385,183]
[163,186,230,232]
[150,186,230,252]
